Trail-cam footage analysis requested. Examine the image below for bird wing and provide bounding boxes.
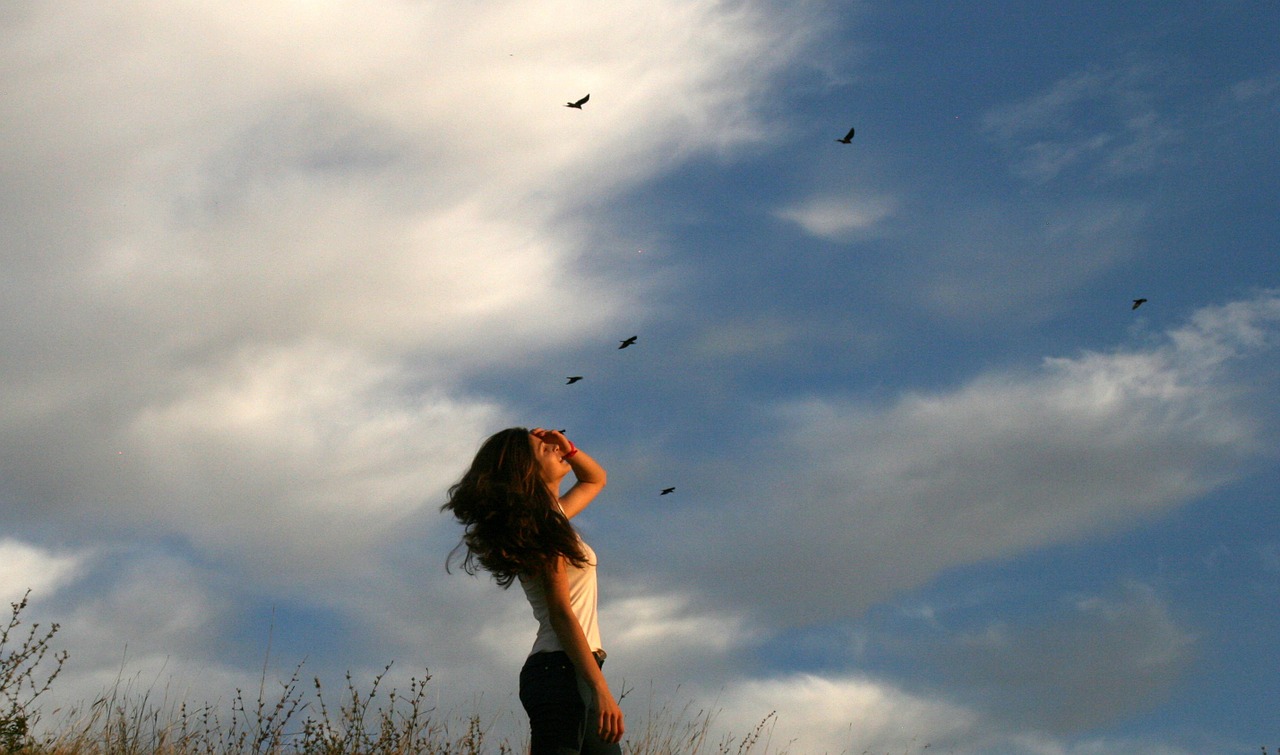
[843,127,855,141]
[575,94,590,106]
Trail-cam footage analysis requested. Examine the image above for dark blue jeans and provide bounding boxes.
[519,651,621,755]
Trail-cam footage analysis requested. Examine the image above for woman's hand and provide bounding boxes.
[532,428,605,518]
[594,689,625,744]
[530,428,573,457]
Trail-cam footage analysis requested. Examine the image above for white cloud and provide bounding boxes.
[912,198,1147,322]
[710,673,977,754]
[599,588,762,687]
[604,591,756,654]
[0,0,807,399]
[0,0,807,573]
[775,194,897,240]
[691,668,1200,755]
[14,550,269,721]
[1230,70,1280,104]
[56,554,233,667]
[923,582,1196,734]
[115,341,504,588]
[980,64,1182,184]
[0,540,84,602]
[0,0,816,731]
[661,292,1278,625]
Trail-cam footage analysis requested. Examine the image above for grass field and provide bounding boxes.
[3,593,791,755]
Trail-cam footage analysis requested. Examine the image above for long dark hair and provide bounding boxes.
[441,427,589,588]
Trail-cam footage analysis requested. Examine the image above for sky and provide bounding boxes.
[1,1,1277,753]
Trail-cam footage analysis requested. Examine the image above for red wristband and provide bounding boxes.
[563,441,578,459]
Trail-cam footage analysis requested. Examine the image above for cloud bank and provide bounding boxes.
[654,292,1277,628]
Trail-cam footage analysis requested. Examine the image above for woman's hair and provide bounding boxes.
[441,427,589,588]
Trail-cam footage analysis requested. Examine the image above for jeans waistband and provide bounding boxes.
[528,649,607,667]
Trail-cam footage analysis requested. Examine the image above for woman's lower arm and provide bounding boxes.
[549,612,610,694]
[566,448,606,486]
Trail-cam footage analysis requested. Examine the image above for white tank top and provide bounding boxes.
[519,535,603,656]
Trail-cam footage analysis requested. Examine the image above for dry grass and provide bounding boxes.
[4,594,790,755]
[619,683,787,755]
[29,665,516,755]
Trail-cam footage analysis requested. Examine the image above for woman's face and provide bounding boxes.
[529,432,569,487]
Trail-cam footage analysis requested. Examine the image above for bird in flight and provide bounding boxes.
[566,376,583,384]
[660,487,675,496]
[836,127,855,144]
[618,336,638,349]
[1132,298,1148,310]
[566,94,590,109]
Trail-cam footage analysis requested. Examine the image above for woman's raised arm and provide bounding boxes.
[532,429,606,519]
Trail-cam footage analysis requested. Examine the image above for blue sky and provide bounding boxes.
[2,1,1277,752]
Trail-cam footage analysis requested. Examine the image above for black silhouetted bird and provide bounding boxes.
[660,487,675,496]
[836,127,855,144]
[618,336,637,349]
[1132,298,1148,310]
[566,94,589,109]
[566,376,583,384]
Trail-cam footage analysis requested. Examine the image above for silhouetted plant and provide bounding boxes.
[0,602,797,755]
[0,590,68,752]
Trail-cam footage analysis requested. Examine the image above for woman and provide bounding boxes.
[442,427,624,754]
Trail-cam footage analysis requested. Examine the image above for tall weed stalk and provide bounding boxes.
[7,592,795,754]
[1,590,68,752]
